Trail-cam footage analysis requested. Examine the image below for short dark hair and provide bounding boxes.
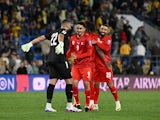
[61,19,71,25]
[102,24,109,27]
[76,21,86,28]
[86,21,96,32]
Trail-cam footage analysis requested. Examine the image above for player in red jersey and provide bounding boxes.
[92,24,121,111]
[85,21,98,111]
[66,22,95,112]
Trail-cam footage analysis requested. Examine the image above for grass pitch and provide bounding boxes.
[0,91,159,120]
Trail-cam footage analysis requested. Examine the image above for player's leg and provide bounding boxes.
[71,65,82,110]
[58,61,81,112]
[106,69,121,111]
[92,69,101,111]
[45,62,58,112]
[81,67,92,112]
[93,82,100,111]
[45,78,58,112]
[89,66,96,110]
[107,81,121,111]
[65,78,82,112]
[89,80,94,110]
[83,80,91,112]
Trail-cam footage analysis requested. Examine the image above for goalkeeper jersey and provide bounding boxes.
[45,29,69,63]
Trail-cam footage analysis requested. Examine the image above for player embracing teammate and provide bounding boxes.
[21,20,121,112]
[68,22,121,112]
[89,24,121,111]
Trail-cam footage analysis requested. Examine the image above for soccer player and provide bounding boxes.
[21,20,81,112]
[85,21,98,110]
[92,24,121,111]
[66,22,95,112]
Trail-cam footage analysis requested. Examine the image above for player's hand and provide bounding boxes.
[91,40,97,44]
[55,41,64,54]
[68,57,74,64]
[21,42,33,52]
[71,52,76,59]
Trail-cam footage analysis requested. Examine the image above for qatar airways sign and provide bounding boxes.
[100,75,160,91]
[0,75,159,92]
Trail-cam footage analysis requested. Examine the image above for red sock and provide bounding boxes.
[109,86,119,101]
[85,90,90,106]
[72,86,80,104]
[90,81,94,101]
[94,87,100,104]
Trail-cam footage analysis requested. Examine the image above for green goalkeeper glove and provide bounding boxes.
[21,42,33,52]
[55,41,64,54]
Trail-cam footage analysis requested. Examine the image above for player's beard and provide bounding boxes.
[77,32,83,37]
[99,32,105,37]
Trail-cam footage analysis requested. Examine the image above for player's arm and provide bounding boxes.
[76,40,93,59]
[66,38,74,59]
[21,35,46,52]
[95,41,112,69]
[76,47,93,59]
[95,45,112,69]
[96,39,111,52]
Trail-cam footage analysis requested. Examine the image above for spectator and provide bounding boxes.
[17,60,27,74]
[0,58,7,74]
[120,41,131,66]
[111,28,120,56]
[142,58,151,75]
[31,60,39,74]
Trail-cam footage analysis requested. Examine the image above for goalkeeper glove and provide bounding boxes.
[21,42,33,52]
[55,41,64,54]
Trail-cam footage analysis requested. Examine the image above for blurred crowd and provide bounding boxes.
[0,0,160,75]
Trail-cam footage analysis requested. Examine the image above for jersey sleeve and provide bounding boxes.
[44,32,52,40]
[96,36,112,52]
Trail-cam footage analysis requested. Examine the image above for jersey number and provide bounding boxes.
[106,72,111,79]
[50,32,58,46]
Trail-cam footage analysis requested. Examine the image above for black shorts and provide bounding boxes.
[47,60,72,79]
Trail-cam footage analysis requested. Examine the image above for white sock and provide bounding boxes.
[115,100,120,104]
[89,100,94,106]
[46,103,52,108]
[67,102,72,108]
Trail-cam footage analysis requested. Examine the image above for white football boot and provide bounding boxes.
[115,101,121,111]
[45,103,57,112]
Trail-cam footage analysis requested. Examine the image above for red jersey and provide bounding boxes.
[66,32,95,68]
[95,35,112,69]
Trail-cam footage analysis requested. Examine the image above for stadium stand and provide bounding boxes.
[0,0,160,75]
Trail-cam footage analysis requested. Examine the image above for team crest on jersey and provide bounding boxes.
[107,39,111,45]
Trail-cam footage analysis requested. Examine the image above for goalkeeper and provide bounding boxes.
[21,20,81,112]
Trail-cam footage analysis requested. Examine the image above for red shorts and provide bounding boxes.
[93,67,113,82]
[71,66,93,81]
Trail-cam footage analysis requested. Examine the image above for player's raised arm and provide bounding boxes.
[21,35,46,52]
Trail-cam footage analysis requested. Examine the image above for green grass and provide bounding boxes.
[0,91,160,120]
